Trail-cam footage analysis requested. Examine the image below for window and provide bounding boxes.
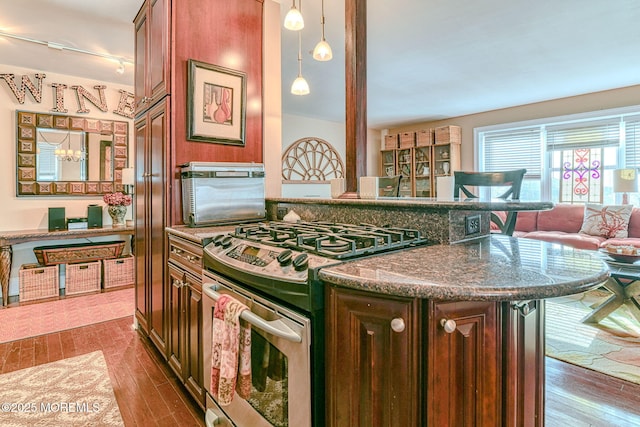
[477,107,640,204]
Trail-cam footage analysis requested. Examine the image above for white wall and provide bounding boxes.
[281,113,381,197]
[0,64,134,297]
[263,0,283,198]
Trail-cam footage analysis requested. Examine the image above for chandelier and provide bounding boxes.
[39,130,85,162]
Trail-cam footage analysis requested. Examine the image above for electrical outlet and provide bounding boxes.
[465,214,481,235]
[277,207,288,220]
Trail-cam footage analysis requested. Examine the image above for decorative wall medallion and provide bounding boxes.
[282,137,345,182]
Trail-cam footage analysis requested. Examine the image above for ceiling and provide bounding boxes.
[1,0,639,129]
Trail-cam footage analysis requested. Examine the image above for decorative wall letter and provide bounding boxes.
[0,73,46,103]
[71,85,108,113]
[113,89,135,119]
[50,83,69,113]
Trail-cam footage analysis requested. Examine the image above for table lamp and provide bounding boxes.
[613,168,638,204]
[121,167,135,195]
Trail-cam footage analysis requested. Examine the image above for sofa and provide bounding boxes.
[496,204,640,250]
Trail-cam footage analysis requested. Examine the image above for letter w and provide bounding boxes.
[0,73,45,103]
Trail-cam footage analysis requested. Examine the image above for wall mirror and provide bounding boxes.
[16,111,129,196]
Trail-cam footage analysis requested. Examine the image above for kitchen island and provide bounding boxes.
[266,197,553,244]
[319,234,609,427]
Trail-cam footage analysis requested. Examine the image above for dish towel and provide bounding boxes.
[210,294,252,405]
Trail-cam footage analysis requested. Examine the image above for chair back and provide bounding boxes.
[453,169,527,235]
[453,169,526,200]
[378,175,403,197]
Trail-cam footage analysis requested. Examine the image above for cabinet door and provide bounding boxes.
[148,100,169,355]
[167,263,185,379]
[326,286,420,426]
[397,148,414,197]
[427,301,501,426]
[184,274,205,408]
[134,115,149,334]
[134,99,169,356]
[414,146,432,197]
[134,0,169,114]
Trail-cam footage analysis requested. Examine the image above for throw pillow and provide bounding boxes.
[579,204,634,238]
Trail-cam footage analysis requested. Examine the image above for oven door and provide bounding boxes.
[203,270,312,427]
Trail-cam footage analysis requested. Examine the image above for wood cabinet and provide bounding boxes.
[326,286,421,426]
[134,0,170,114]
[326,286,544,426]
[134,98,169,354]
[167,233,206,408]
[427,301,500,426]
[133,0,263,349]
[381,127,461,197]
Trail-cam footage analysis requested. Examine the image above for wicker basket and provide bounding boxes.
[416,129,433,146]
[384,134,398,150]
[65,261,101,296]
[19,263,59,302]
[399,132,416,148]
[434,125,461,144]
[103,256,135,289]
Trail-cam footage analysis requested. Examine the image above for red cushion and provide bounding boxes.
[514,211,538,232]
[521,231,605,250]
[627,208,640,238]
[536,204,585,233]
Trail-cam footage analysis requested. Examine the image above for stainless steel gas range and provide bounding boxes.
[202,221,429,427]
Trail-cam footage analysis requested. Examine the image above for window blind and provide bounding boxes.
[483,128,541,176]
[546,119,620,151]
[625,115,640,169]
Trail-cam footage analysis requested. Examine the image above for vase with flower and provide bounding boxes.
[103,192,132,227]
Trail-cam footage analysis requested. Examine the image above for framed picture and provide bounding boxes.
[187,59,247,146]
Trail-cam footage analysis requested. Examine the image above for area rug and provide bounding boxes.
[0,287,134,344]
[546,288,640,384]
[0,350,124,426]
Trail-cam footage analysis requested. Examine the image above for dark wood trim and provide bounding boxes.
[345,0,367,194]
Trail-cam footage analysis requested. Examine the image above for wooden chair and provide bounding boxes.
[378,175,403,197]
[453,169,527,235]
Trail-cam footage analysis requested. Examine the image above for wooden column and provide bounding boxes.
[344,0,367,194]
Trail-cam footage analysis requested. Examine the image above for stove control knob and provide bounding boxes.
[213,234,225,246]
[292,253,309,271]
[277,249,293,266]
[221,235,234,248]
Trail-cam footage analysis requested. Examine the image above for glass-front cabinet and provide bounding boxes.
[380,126,461,197]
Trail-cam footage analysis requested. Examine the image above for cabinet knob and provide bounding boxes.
[440,318,457,334]
[390,317,405,333]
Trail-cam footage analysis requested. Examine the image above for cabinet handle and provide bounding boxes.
[440,318,457,334]
[390,317,405,333]
[173,278,183,288]
[142,96,151,104]
[172,248,183,255]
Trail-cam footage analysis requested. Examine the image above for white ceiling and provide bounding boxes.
[1,0,639,129]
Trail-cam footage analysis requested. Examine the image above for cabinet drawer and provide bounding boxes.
[168,234,203,276]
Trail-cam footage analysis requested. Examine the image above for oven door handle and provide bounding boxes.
[204,287,303,343]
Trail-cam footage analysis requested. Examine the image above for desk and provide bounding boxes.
[581,260,640,324]
[0,226,134,307]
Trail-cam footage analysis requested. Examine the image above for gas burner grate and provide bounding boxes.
[233,221,429,259]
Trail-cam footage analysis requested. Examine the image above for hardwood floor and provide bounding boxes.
[0,316,637,426]
[0,316,204,427]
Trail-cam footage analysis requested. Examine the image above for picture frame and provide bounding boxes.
[186,59,247,146]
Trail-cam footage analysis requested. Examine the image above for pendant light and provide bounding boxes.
[284,0,304,31]
[312,0,332,61]
[291,30,310,95]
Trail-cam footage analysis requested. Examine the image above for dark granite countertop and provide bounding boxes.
[318,235,610,301]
